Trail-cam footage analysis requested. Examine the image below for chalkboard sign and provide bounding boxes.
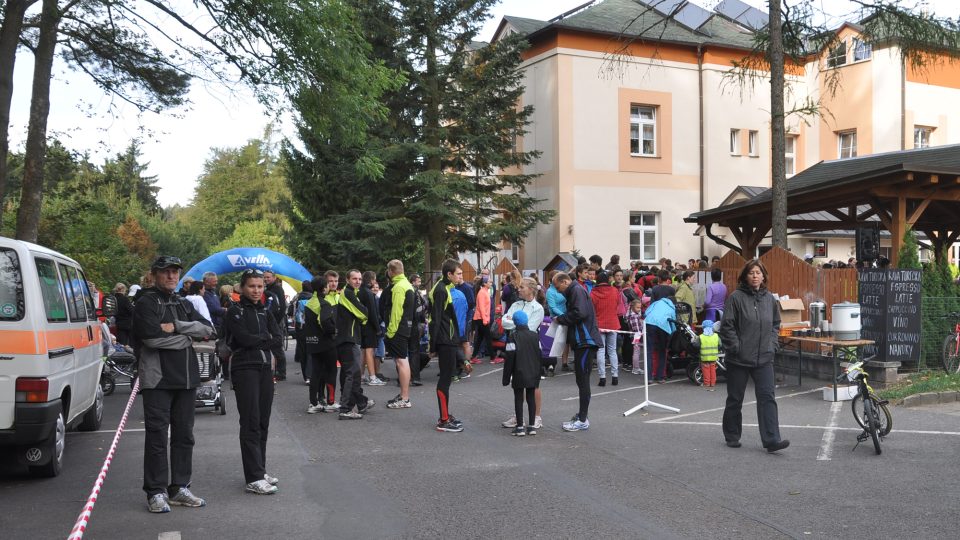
[858,269,922,363]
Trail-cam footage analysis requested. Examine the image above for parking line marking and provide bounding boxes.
[646,387,822,423]
[817,401,843,461]
[158,532,181,540]
[476,367,504,378]
[645,420,960,436]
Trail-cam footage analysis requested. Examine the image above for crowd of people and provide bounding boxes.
[102,250,791,514]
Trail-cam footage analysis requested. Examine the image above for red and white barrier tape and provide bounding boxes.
[67,377,141,540]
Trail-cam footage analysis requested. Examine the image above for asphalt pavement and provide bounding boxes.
[3,347,960,539]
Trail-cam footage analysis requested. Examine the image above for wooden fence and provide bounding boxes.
[717,246,858,320]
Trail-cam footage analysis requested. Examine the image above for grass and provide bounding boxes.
[878,371,960,401]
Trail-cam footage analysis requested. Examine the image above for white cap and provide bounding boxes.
[128,284,141,296]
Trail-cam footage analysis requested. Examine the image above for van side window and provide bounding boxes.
[58,263,85,321]
[35,257,68,322]
[76,270,97,321]
[0,248,25,321]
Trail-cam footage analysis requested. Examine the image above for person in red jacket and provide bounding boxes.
[590,270,621,386]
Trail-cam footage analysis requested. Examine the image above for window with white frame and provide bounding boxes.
[914,126,933,148]
[748,130,758,156]
[630,105,656,156]
[838,130,857,158]
[853,38,872,61]
[730,129,740,155]
[785,135,797,176]
[827,41,847,67]
[510,242,520,263]
[629,212,658,262]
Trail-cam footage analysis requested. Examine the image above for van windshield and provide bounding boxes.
[0,248,25,321]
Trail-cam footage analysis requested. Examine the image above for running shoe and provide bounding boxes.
[386,396,412,409]
[306,404,324,414]
[501,415,517,428]
[469,357,483,365]
[245,479,278,495]
[264,473,279,486]
[561,419,590,432]
[447,415,464,427]
[361,375,370,384]
[612,377,619,386]
[511,426,526,437]
[338,410,363,420]
[491,357,505,364]
[322,403,340,413]
[526,426,538,436]
[168,487,205,507]
[368,377,386,386]
[411,379,423,386]
[147,493,170,513]
[534,416,543,429]
[436,419,464,432]
[376,373,391,382]
[358,399,375,414]
[631,369,643,375]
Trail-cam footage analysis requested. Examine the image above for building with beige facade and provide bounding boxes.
[488,0,960,269]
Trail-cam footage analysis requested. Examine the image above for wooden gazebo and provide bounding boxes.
[685,145,960,265]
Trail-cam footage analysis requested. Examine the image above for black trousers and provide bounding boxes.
[294,329,309,380]
[514,387,537,427]
[337,343,367,411]
[573,347,595,422]
[722,362,782,447]
[308,348,338,406]
[436,344,457,421]
[472,320,490,358]
[232,364,274,484]
[142,388,196,497]
[408,324,422,381]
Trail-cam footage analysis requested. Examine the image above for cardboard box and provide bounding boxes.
[777,298,805,323]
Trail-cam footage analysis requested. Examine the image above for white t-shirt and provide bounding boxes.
[186,294,212,324]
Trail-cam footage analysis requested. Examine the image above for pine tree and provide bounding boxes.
[897,228,921,270]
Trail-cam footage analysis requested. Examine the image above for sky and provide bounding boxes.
[8,0,960,208]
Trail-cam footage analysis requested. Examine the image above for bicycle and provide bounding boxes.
[837,360,892,455]
[941,311,960,373]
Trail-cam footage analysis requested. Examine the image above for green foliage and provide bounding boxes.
[213,220,285,253]
[878,371,960,401]
[897,227,921,269]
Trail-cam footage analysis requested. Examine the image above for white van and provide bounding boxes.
[0,237,109,477]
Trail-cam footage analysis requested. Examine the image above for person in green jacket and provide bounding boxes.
[674,270,698,325]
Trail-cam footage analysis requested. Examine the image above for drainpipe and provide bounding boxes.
[900,50,906,150]
[698,44,705,257]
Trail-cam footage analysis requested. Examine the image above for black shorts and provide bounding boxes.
[384,335,409,359]
[360,326,379,349]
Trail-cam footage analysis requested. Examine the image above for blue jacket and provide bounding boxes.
[203,288,225,328]
[546,285,566,317]
[556,284,600,349]
[644,297,676,335]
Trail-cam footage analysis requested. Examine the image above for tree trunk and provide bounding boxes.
[0,0,36,225]
[15,0,60,242]
[768,0,787,248]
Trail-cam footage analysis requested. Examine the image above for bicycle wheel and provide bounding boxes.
[851,394,893,436]
[100,373,115,396]
[863,398,882,455]
[942,334,960,373]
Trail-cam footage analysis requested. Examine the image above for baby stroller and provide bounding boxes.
[100,346,138,396]
[665,303,699,378]
[194,341,226,415]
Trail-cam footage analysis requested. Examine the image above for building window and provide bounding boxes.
[748,130,758,156]
[827,41,847,67]
[838,131,857,159]
[853,38,872,61]
[629,212,658,262]
[785,135,797,176]
[630,105,656,156]
[510,242,520,263]
[812,239,828,258]
[914,126,933,148]
[729,129,740,155]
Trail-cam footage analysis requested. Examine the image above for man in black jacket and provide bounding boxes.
[263,270,287,380]
[553,272,600,433]
[134,256,214,513]
[335,270,370,419]
[358,271,384,386]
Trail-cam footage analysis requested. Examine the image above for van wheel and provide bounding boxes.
[78,385,104,432]
[29,408,65,478]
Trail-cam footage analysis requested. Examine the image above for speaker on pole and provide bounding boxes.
[856,224,880,261]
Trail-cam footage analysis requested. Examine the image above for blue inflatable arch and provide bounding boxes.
[181,247,312,292]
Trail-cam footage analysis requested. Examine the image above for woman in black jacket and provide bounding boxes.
[718,260,789,453]
[112,283,135,345]
[225,269,282,494]
[303,276,339,414]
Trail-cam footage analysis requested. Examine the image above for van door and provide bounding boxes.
[0,247,27,430]
[55,263,92,424]
[74,269,101,416]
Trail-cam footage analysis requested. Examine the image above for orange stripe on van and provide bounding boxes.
[0,328,95,355]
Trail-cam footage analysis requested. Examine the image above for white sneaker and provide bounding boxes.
[322,403,340,413]
[264,473,279,485]
[368,376,386,386]
[534,416,543,429]
[501,415,517,428]
[245,479,278,495]
[306,404,324,414]
[562,419,590,432]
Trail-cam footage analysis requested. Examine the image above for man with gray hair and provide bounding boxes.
[202,271,226,331]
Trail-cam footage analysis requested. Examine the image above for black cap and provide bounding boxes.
[151,256,183,271]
